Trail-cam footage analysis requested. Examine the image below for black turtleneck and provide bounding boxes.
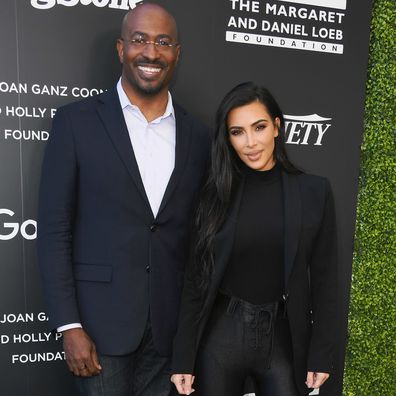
[220,163,284,304]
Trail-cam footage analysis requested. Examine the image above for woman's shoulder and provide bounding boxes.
[296,171,328,183]
[288,171,332,194]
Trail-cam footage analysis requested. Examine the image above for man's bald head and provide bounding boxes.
[121,2,178,41]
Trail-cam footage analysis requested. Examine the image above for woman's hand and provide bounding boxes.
[171,374,195,395]
[306,371,330,389]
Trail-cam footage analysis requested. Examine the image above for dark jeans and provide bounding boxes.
[74,320,174,396]
[194,293,305,396]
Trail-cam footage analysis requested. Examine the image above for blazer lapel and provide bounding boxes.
[211,178,245,293]
[202,171,301,301]
[95,88,152,215]
[157,103,192,216]
[282,171,302,291]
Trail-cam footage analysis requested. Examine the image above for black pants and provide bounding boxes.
[194,294,305,396]
[74,319,174,396]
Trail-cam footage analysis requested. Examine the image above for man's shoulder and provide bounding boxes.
[55,87,117,117]
[173,102,211,137]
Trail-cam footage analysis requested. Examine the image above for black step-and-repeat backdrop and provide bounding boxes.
[0,1,372,395]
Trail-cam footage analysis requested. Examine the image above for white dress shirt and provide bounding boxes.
[57,80,176,333]
[116,79,176,217]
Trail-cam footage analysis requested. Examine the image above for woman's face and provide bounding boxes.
[227,101,279,171]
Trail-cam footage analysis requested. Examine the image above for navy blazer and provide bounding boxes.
[172,171,338,395]
[38,87,210,356]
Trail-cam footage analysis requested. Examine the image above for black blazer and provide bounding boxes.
[38,87,210,356]
[172,171,338,395]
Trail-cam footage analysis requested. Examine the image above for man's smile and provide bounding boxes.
[137,65,162,74]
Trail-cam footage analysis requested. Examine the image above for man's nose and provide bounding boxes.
[142,42,160,60]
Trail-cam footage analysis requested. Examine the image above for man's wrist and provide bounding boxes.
[57,323,82,333]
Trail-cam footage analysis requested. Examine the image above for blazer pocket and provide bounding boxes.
[73,263,113,282]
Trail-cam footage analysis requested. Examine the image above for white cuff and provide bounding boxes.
[57,323,82,333]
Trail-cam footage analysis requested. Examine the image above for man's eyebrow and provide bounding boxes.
[129,30,173,41]
[130,31,147,37]
[129,32,173,39]
[156,34,172,39]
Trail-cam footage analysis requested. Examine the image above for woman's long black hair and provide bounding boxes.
[192,82,300,299]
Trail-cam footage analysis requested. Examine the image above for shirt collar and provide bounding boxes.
[116,78,175,122]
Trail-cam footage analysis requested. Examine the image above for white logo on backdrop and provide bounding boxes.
[226,0,347,54]
[0,81,106,142]
[30,0,140,10]
[279,0,347,10]
[284,114,332,146]
[0,209,37,240]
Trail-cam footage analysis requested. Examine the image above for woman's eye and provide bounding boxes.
[230,129,242,136]
[256,124,266,131]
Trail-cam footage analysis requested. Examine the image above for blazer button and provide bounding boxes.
[146,265,150,272]
[150,224,157,232]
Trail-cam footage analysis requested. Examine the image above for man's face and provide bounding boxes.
[117,5,180,97]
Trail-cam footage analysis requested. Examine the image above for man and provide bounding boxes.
[37,2,210,395]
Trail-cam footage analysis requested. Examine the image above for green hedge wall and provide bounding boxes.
[343,0,395,395]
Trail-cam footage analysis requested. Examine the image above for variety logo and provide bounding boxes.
[30,0,141,10]
[0,209,37,240]
[284,114,332,146]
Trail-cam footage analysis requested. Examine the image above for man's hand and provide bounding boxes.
[62,328,102,377]
[306,371,330,389]
[171,374,195,395]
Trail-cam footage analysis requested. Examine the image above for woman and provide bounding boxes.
[171,82,337,396]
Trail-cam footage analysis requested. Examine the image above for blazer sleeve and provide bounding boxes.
[307,178,338,373]
[171,243,204,374]
[37,107,80,331]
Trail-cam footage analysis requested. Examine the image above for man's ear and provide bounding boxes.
[175,45,181,64]
[116,39,124,64]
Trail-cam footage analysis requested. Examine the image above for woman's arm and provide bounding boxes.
[171,244,205,393]
[306,371,330,389]
[307,178,338,374]
[171,374,195,395]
